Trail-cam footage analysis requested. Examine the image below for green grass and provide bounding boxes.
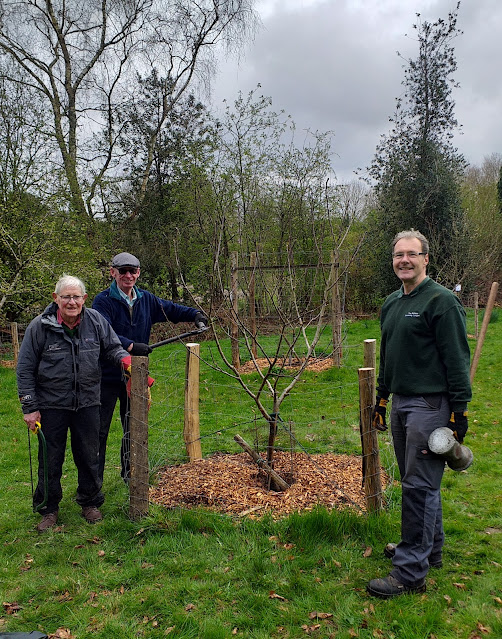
[1,313,501,638]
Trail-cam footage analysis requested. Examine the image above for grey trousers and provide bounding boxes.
[390,393,450,585]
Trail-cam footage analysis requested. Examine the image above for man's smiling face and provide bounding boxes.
[392,237,429,292]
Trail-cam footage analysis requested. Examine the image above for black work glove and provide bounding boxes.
[129,342,152,356]
[372,396,389,431]
[194,312,208,329]
[449,411,468,444]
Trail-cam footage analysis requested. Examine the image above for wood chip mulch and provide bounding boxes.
[150,451,380,518]
[238,357,334,375]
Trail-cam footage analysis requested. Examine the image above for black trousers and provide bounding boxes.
[35,406,104,514]
[98,379,130,482]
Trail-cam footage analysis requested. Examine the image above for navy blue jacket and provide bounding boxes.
[92,281,199,382]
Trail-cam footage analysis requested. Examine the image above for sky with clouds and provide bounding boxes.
[208,0,502,183]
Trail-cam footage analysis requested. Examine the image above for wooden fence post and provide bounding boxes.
[470,282,499,383]
[358,367,383,513]
[231,251,240,369]
[330,250,342,367]
[249,252,257,359]
[473,292,479,339]
[363,339,377,406]
[129,355,149,520]
[184,343,202,461]
[11,322,19,366]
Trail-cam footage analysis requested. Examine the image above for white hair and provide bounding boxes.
[54,275,87,296]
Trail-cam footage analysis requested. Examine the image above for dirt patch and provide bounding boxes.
[150,451,383,518]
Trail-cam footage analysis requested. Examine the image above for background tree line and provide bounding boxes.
[0,1,500,323]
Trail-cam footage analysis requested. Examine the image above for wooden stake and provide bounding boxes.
[11,322,19,367]
[473,291,479,339]
[470,282,499,383]
[249,252,257,359]
[234,434,289,491]
[363,339,377,405]
[358,367,382,513]
[330,250,342,367]
[184,343,202,461]
[231,251,240,369]
[129,355,149,520]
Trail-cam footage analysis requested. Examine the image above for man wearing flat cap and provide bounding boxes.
[93,252,208,483]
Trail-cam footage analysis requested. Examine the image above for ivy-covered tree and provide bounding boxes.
[367,2,468,292]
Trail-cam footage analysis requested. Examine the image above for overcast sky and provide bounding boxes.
[208,0,502,184]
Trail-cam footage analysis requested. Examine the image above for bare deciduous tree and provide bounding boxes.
[0,0,257,222]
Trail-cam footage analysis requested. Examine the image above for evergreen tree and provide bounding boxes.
[367,2,468,292]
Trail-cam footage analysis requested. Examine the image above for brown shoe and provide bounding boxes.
[37,511,58,533]
[81,506,103,523]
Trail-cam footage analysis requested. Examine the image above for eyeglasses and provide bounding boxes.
[392,252,427,259]
[117,267,139,275]
[59,295,84,302]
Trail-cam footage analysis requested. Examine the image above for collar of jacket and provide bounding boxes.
[41,302,86,330]
[109,279,144,302]
[397,276,430,299]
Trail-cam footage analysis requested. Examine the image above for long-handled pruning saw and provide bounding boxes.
[149,326,209,350]
[28,421,48,513]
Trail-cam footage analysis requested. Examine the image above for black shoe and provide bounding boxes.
[367,574,426,599]
[384,543,443,568]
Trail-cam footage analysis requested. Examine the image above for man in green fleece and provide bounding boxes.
[367,229,471,599]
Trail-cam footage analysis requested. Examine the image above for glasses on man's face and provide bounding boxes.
[392,252,427,260]
[59,295,84,302]
[117,267,139,275]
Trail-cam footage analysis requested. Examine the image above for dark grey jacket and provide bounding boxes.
[17,303,129,414]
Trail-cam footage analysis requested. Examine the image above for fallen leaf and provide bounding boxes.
[309,612,333,620]
[269,591,288,601]
[185,603,196,611]
[453,582,466,590]
[2,602,21,614]
[165,627,175,635]
[50,628,75,639]
[444,594,452,606]
[363,546,372,558]
[301,623,321,633]
[476,622,491,633]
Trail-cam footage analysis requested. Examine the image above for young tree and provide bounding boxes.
[367,2,467,291]
[0,0,257,225]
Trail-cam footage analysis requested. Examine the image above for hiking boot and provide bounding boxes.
[384,542,443,568]
[37,511,58,533]
[81,506,103,523]
[367,574,426,599]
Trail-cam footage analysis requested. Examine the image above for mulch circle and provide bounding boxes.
[149,451,381,518]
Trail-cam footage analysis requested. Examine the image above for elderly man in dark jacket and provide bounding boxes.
[92,252,207,483]
[17,275,130,532]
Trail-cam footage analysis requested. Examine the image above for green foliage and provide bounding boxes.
[0,192,105,321]
[367,3,469,295]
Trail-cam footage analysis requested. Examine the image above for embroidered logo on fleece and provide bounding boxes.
[404,312,421,318]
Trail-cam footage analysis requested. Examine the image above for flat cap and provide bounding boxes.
[111,252,140,268]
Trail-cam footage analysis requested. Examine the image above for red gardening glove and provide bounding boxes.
[121,356,154,402]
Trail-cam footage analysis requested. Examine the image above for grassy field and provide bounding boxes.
[0,312,501,639]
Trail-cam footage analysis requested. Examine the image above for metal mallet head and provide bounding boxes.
[428,427,473,471]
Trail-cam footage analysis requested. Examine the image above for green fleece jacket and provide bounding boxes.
[376,277,471,412]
